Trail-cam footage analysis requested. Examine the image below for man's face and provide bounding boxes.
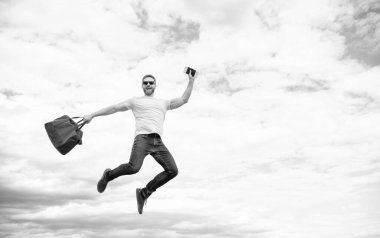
[142,77,156,96]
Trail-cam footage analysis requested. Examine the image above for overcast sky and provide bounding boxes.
[1,0,380,237]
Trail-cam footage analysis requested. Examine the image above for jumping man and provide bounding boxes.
[83,71,196,214]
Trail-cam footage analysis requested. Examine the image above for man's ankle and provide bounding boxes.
[105,170,112,181]
[141,188,152,198]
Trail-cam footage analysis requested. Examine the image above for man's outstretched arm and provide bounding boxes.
[83,100,129,124]
[170,73,197,110]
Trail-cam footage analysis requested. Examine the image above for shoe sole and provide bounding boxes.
[97,169,111,193]
[136,188,143,215]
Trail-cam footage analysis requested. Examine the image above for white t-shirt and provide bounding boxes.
[124,96,171,136]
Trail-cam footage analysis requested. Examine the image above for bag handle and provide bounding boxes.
[72,117,85,130]
[78,122,85,130]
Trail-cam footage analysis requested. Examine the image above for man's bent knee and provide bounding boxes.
[168,168,178,178]
[129,166,140,174]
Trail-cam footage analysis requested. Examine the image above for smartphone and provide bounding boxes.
[184,67,196,77]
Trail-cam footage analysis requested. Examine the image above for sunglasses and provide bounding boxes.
[143,81,155,85]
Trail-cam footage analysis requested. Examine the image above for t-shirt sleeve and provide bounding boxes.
[124,97,134,110]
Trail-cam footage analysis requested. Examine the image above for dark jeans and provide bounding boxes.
[108,133,178,198]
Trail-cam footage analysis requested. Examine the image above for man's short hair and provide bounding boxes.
[142,74,156,84]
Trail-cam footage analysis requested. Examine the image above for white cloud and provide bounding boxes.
[1,0,380,238]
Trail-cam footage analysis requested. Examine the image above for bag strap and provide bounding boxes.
[72,117,85,130]
[78,122,85,130]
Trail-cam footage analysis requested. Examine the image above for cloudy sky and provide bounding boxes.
[1,0,380,237]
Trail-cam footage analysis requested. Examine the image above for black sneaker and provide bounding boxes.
[136,188,148,214]
[97,168,111,193]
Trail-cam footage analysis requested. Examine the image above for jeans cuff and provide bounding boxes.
[142,188,152,198]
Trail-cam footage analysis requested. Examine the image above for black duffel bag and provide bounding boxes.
[45,115,85,155]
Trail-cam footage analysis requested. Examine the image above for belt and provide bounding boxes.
[146,133,160,138]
